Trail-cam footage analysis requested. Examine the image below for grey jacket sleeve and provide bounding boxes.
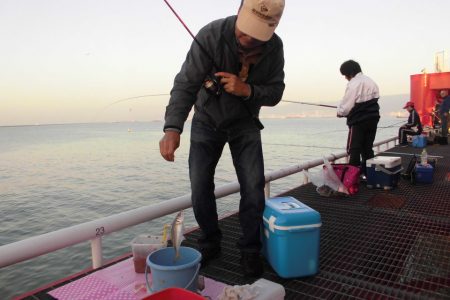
[163,25,215,133]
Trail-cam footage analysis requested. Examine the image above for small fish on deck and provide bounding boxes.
[170,210,185,259]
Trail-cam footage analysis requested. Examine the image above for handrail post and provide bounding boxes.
[303,170,309,185]
[91,237,103,269]
[264,182,270,199]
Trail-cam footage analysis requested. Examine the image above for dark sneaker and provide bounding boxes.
[399,143,408,147]
[240,252,263,277]
[199,245,221,266]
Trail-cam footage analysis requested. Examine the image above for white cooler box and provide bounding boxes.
[366,156,402,190]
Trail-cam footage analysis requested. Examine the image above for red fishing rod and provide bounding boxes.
[162,0,221,95]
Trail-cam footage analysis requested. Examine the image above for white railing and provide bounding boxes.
[0,137,397,269]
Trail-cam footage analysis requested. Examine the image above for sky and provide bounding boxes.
[1,0,449,126]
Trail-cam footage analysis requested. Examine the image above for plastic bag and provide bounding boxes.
[303,158,349,197]
[323,159,349,194]
[217,284,258,300]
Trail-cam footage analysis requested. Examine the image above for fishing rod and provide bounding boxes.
[280,101,407,130]
[281,100,337,109]
[162,0,221,95]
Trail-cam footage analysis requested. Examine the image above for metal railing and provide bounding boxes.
[0,136,397,269]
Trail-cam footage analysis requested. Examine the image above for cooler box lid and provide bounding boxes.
[366,156,401,168]
[263,197,321,232]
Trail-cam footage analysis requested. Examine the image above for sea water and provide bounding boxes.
[0,118,399,298]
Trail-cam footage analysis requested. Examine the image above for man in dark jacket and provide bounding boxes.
[398,101,423,146]
[337,60,380,178]
[159,0,285,277]
[439,89,449,143]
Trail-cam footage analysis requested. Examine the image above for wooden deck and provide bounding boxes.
[19,143,450,299]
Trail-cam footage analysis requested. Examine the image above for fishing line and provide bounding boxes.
[280,101,407,129]
[260,119,406,152]
[286,120,406,137]
[263,142,345,150]
[93,93,169,122]
[377,120,406,128]
[102,94,170,110]
[94,93,406,137]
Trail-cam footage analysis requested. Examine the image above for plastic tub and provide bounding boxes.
[131,235,167,273]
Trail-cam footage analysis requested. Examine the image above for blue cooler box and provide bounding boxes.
[412,135,427,148]
[366,156,402,190]
[415,164,434,183]
[262,197,321,278]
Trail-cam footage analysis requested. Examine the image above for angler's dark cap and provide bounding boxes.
[403,101,414,109]
[236,0,285,42]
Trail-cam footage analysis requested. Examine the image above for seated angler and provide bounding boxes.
[398,101,422,146]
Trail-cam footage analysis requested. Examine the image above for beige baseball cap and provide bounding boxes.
[236,0,285,42]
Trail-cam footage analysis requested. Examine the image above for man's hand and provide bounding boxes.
[159,131,180,162]
[215,72,251,98]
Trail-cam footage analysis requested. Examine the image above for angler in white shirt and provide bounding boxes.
[337,60,380,178]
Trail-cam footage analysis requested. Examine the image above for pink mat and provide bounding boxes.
[48,257,227,300]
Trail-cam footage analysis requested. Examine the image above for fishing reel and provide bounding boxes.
[203,75,222,96]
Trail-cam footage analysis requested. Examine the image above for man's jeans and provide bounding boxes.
[189,119,265,253]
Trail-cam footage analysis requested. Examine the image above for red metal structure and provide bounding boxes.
[410,72,450,126]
